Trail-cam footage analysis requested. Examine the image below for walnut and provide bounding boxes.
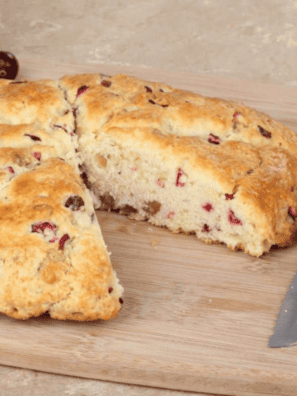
[143,201,161,215]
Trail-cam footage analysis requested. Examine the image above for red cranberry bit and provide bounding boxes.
[119,298,124,304]
[149,99,155,105]
[49,237,59,243]
[76,85,89,97]
[167,211,175,219]
[24,133,41,142]
[232,112,240,129]
[175,168,186,187]
[202,203,214,212]
[289,207,297,220]
[33,152,41,161]
[202,224,210,232]
[52,124,68,133]
[156,178,165,188]
[6,166,14,174]
[208,133,221,144]
[145,86,152,93]
[225,193,234,200]
[101,80,111,87]
[258,125,272,139]
[291,187,294,192]
[32,221,56,233]
[108,287,113,293]
[59,234,70,250]
[228,209,242,225]
[161,104,169,107]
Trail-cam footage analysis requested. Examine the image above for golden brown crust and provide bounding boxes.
[60,73,297,256]
[0,158,123,320]
[0,79,73,130]
[0,78,124,321]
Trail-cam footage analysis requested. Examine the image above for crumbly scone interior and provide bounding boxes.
[60,73,297,257]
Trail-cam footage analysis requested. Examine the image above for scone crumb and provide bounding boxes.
[151,238,159,247]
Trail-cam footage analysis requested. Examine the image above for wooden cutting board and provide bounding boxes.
[1,59,297,396]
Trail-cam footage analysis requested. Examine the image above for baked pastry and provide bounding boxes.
[0,78,124,321]
[0,72,296,320]
[59,73,297,258]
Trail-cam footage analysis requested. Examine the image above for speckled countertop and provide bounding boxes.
[1,1,297,395]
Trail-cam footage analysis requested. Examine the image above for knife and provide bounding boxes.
[269,270,297,348]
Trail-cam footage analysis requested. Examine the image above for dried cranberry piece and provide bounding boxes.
[202,203,214,212]
[145,86,152,93]
[52,124,68,133]
[228,209,242,225]
[6,166,14,174]
[167,211,175,219]
[258,125,272,139]
[175,168,186,187]
[65,195,85,211]
[208,133,221,144]
[225,193,234,200]
[156,178,165,188]
[32,221,56,233]
[119,298,124,304]
[108,287,113,293]
[289,207,297,220]
[33,152,41,161]
[161,104,169,108]
[24,133,41,141]
[202,224,210,232]
[149,99,155,105]
[76,85,89,97]
[101,80,111,87]
[59,234,70,250]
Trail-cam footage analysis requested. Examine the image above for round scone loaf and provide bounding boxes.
[59,73,297,257]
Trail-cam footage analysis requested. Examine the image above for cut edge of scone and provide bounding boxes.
[62,72,297,258]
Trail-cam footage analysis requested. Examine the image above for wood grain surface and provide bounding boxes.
[1,59,297,396]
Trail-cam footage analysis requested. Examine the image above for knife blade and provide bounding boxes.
[269,270,297,348]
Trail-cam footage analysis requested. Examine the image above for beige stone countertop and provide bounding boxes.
[1,0,297,395]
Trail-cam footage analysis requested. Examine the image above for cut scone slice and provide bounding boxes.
[0,154,123,321]
[60,73,297,257]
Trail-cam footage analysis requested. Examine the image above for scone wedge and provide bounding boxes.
[0,79,123,321]
[0,153,123,320]
[60,73,297,257]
